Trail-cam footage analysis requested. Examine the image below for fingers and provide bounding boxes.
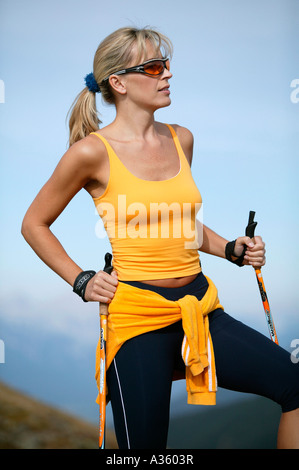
[244,235,266,268]
[234,235,266,267]
[85,269,118,303]
[234,236,254,258]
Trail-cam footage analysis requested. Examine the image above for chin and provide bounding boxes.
[155,97,172,110]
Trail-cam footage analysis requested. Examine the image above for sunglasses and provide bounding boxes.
[102,58,170,83]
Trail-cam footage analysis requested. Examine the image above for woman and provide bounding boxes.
[21,26,299,449]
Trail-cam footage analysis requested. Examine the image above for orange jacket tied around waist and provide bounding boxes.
[95,275,223,406]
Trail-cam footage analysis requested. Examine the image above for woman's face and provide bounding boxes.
[114,41,173,112]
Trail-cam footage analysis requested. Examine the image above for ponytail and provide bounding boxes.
[67,87,101,147]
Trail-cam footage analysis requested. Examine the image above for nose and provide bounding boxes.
[162,67,172,80]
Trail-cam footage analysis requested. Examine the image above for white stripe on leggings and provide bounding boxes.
[113,358,131,449]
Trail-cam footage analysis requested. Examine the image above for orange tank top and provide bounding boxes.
[91,124,202,281]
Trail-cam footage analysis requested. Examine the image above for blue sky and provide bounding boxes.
[0,0,298,423]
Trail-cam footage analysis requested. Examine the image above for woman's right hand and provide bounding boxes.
[84,269,118,303]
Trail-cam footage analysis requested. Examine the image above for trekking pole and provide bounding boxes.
[245,211,279,345]
[99,252,113,449]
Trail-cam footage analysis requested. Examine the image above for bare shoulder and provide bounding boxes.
[58,133,109,184]
[171,124,194,144]
[46,132,109,199]
[65,132,107,168]
[169,124,194,165]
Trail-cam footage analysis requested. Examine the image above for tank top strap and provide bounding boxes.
[90,131,115,157]
[165,124,190,169]
[90,131,127,178]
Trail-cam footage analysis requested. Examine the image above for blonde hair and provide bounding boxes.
[67,27,173,147]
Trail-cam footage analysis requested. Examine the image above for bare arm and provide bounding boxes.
[21,137,118,302]
[200,224,228,259]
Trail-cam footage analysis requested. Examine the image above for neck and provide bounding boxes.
[112,102,159,142]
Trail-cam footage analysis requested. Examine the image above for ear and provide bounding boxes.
[108,75,127,95]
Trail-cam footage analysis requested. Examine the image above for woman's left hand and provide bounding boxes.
[234,236,266,268]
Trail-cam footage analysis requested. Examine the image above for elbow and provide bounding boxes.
[21,216,31,242]
[21,213,39,243]
[21,214,50,243]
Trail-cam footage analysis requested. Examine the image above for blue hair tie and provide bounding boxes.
[84,72,100,93]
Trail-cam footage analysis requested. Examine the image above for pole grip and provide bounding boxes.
[103,252,113,274]
[245,211,258,239]
[100,253,113,315]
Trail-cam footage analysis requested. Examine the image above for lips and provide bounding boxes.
[159,86,170,92]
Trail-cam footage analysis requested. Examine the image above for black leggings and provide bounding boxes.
[107,273,299,449]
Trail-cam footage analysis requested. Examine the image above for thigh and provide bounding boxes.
[209,309,299,411]
[107,322,183,449]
